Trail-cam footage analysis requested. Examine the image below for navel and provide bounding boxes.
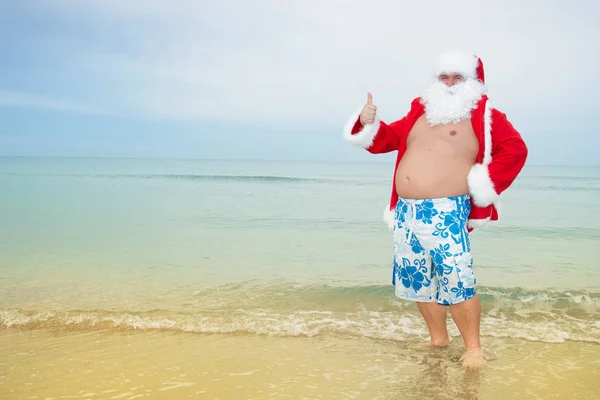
[450,130,457,136]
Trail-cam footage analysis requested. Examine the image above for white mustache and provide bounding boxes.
[421,78,486,126]
[446,84,460,94]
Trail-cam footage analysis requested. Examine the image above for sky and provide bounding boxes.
[1,0,598,165]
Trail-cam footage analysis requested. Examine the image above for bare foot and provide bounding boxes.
[428,340,449,348]
[460,348,487,368]
[430,337,450,347]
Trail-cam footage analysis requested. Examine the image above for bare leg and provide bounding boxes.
[416,301,449,346]
[449,294,486,367]
[449,294,481,350]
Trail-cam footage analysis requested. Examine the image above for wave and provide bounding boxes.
[489,226,600,240]
[211,283,600,314]
[10,172,379,185]
[516,183,600,192]
[62,173,331,183]
[134,174,326,183]
[1,307,598,344]
[521,174,600,183]
[2,285,599,344]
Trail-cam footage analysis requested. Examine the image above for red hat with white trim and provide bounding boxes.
[434,52,485,84]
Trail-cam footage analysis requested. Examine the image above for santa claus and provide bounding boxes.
[342,51,528,368]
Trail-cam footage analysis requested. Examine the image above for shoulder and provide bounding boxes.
[480,98,509,128]
[489,107,516,133]
[490,107,508,122]
[405,97,425,117]
[404,97,425,121]
[411,96,425,109]
[484,97,510,124]
[488,106,525,142]
[389,97,424,125]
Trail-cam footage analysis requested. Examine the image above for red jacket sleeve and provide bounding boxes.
[343,98,423,154]
[467,108,528,207]
[488,110,528,195]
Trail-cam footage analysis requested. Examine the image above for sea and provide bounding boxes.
[1,156,599,399]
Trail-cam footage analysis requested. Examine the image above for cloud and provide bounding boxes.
[2,0,599,126]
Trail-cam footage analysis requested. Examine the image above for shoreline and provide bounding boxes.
[1,329,598,399]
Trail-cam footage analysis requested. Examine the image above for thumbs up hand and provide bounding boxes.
[360,93,377,125]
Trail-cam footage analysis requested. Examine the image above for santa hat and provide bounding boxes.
[434,52,485,83]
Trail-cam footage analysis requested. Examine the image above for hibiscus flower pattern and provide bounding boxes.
[395,201,408,227]
[451,281,476,301]
[398,257,431,292]
[415,200,438,224]
[409,232,424,254]
[392,195,476,305]
[430,244,454,276]
[431,196,471,249]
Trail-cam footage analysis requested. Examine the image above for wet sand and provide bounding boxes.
[1,329,598,399]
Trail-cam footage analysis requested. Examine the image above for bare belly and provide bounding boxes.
[395,116,479,199]
[395,151,473,198]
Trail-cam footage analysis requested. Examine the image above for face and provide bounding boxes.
[438,73,464,87]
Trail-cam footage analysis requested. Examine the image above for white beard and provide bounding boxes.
[420,78,486,126]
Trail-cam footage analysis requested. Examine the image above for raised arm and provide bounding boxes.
[343,95,422,154]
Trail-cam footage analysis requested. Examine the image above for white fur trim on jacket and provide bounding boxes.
[343,106,381,149]
[468,199,501,230]
[383,205,395,231]
[435,52,479,80]
[467,217,491,230]
[482,100,493,165]
[467,164,498,207]
[467,98,496,207]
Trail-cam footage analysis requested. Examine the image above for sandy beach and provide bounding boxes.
[1,328,599,399]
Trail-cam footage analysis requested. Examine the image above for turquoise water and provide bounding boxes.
[1,157,599,344]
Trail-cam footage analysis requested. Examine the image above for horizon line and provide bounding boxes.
[0,154,598,168]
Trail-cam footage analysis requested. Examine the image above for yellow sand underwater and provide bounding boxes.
[1,329,598,399]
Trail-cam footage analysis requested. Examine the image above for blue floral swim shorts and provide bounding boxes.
[392,195,476,305]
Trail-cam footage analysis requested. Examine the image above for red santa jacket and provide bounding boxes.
[343,95,528,231]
